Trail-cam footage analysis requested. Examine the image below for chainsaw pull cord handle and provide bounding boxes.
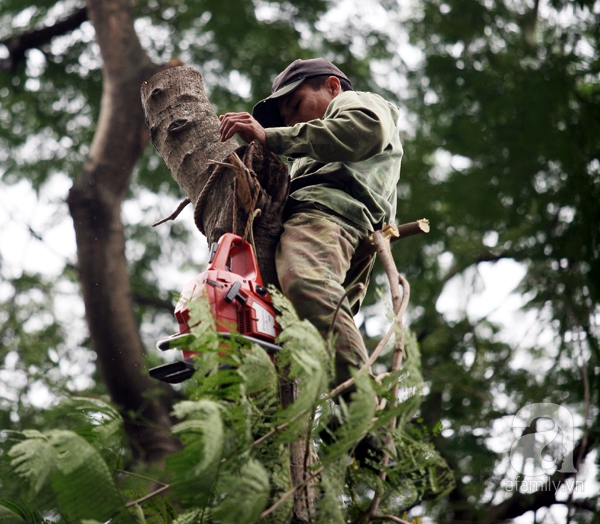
[209,233,263,286]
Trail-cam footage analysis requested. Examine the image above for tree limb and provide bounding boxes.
[67,0,180,464]
[0,7,88,73]
[352,219,429,269]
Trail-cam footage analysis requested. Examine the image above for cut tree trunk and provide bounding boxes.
[66,0,180,463]
[140,65,289,286]
[141,65,320,522]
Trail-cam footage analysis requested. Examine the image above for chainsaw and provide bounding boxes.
[149,233,281,384]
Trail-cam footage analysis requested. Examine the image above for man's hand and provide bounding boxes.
[219,112,267,145]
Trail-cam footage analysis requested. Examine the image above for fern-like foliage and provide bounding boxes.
[0,498,49,524]
[3,292,453,524]
[6,405,133,524]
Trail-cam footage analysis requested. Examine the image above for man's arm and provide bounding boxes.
[265,106,390,163]
[219,93,399,164]
[268,92,399,163]
[219,112,267,145]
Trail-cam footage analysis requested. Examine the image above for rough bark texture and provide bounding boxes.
[140,65,289,286]
[66,0,180,463]
[140,66,239,205]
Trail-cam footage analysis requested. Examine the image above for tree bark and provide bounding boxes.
[66,0,180,463]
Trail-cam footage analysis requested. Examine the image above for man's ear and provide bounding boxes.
[327,76,342,96]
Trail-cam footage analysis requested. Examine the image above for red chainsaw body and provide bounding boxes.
[149,233,279,383]
[175,233,278,358]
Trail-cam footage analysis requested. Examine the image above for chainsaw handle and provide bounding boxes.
[157,333,194,351]
[208,233,263,285]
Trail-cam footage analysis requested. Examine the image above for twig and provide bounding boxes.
[125,484,170,508]
[152,197,191,227]
[327,328,392,400]
[253,465,325,523]
[116,469,168,486]
[251,410,307,448]
[357,230,411,522]
[371,515,411,524]
[327,282,365,341]
[328,275,407,397]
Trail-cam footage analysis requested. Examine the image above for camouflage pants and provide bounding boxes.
[275,207,375,386]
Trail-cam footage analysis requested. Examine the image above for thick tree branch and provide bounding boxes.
[351,219,429,274]
[67,0,180,464]
[0,6,88,73]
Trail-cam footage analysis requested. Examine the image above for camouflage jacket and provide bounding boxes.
[264,90,403,231]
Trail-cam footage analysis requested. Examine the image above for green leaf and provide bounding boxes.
[171,400,224,473]
[320,373,377,467]
[314,458,346,524]
[8,433,55,495]
[0,500,45,524]
[9,430,131,523]
[212,459,270,524]
[49,430,132,523]
[272,290,332,433]
[169,400,225,507]
[238,344,278,398]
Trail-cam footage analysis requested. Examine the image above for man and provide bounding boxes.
[219,58,403,390]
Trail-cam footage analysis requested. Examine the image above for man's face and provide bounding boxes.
[277,77,340,127]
